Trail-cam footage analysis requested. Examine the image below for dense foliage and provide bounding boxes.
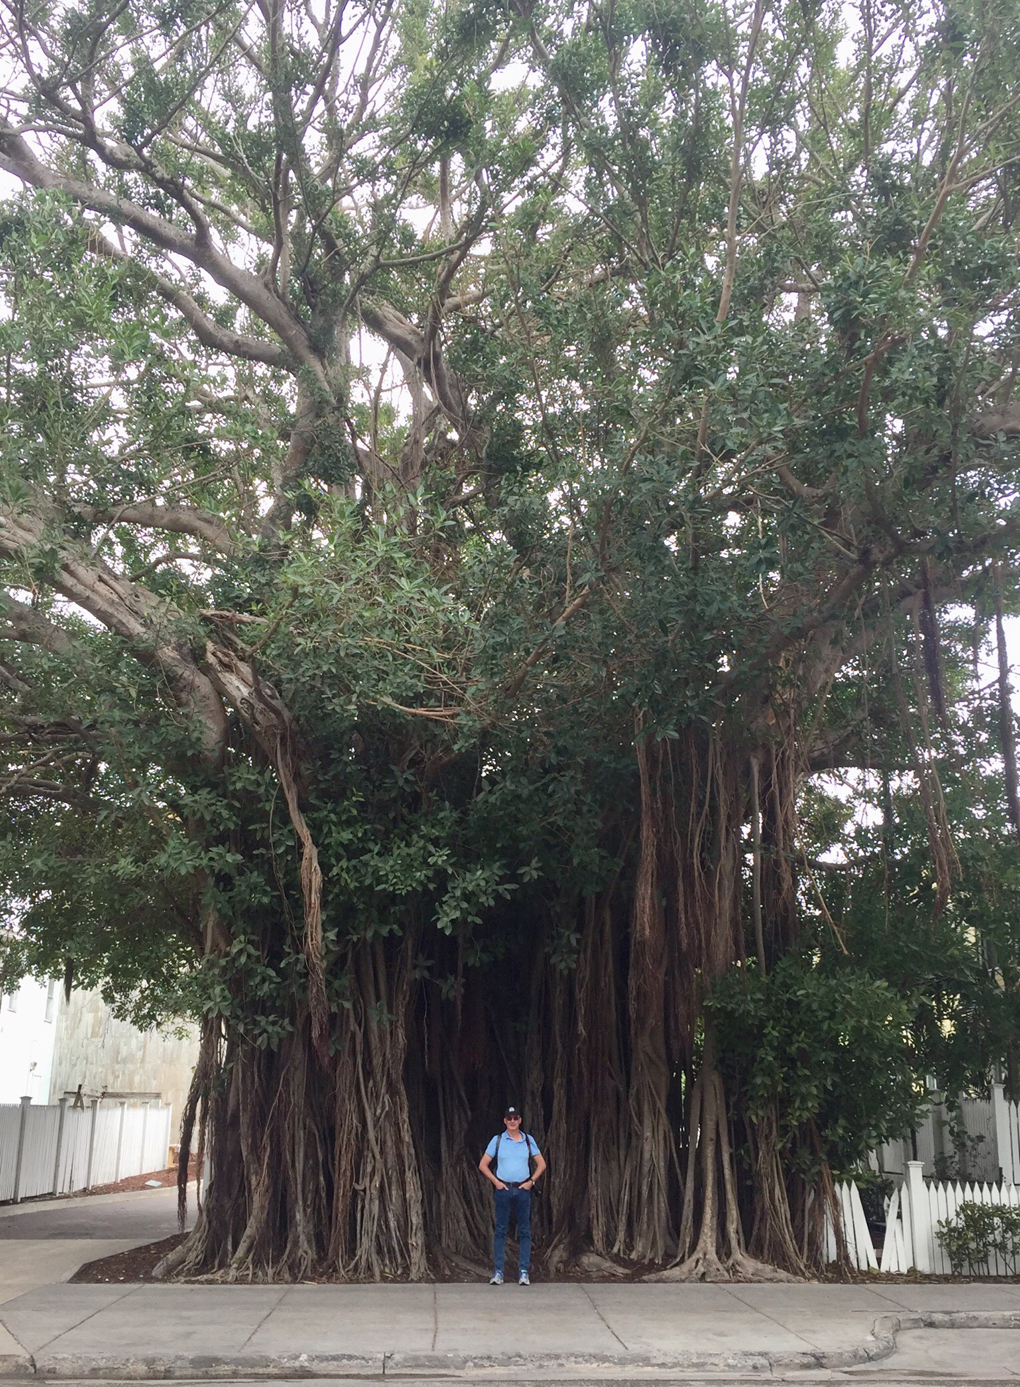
[2,0,1020,1279]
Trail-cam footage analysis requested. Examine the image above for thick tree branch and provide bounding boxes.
[973,403,1020,437]
[0,503,228,765]
[74,502,239,557]
[88,230,291,368]
[0,122,327,388]
[0,594,76,657]
[358,297,482,447]
[0,775,108,813]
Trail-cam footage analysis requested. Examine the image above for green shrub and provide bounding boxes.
[936,1201,1020,1276]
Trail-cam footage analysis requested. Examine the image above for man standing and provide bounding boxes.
[479,1105,547,1285]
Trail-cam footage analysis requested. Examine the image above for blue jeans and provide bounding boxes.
[493,1186,532,1275]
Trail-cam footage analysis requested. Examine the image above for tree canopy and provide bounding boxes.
[2,0,1020,1280]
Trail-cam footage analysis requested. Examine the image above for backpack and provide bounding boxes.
[494,1130,541,1192]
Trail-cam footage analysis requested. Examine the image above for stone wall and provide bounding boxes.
[48,987,200,1143]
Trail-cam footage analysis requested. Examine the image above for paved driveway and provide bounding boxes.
[0,1184,193,1307]
[0,1184,186,1241]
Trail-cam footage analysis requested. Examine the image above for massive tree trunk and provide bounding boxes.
[150,709,834,1283]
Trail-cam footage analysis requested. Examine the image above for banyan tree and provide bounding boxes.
[2,0,1020,1280]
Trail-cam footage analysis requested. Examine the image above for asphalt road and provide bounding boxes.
[0,1184,189,1240]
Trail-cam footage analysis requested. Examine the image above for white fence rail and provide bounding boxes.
[0,1097,172,1203]
[877,1082,1020,1185]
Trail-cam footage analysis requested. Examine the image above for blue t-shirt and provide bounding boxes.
[485,1131,540,1183]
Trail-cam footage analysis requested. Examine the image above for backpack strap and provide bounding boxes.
[524,1132,537,1179]
[494,1131,502,1177]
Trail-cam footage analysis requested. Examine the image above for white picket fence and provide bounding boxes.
[0,1097,172,1203]
[826,1083,1020,1275]
[828,1162,1020,1275]
[825,1180,879,1269]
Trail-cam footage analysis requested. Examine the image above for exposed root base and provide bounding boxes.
[572,1251,632,1278]
[644,1250,804,1283]
[440,1251,490,1278]
[151,1241,189,1281]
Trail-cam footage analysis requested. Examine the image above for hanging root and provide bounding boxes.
[613,719,678,1264]
[152,1015,222,1280]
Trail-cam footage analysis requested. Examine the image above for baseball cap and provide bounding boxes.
[504,1105,521,1118]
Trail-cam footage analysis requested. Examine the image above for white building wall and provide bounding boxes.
[0,977,58,1103]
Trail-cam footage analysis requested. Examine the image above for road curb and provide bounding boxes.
[31,1355,385,1381]
[13,1309,1020,1378]
[0,1352,34,1380]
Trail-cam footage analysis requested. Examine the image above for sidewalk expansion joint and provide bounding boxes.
[723,1285,821,1354]
[578,1284,630,1351]
[1,1284,138,1357]
[236,1288,289,1353]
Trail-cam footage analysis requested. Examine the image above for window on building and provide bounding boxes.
[6,989,16,1013]
[44,980,56,1023]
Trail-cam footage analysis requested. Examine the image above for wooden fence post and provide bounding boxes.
[113,1100,127,1184]
[992,1081,1016,1184]
[51,1096,68,1195]
[84,1099,99,1190]
[905,1160,932,1271]
[140,1100,149,1172]
[11,1096,31,1204]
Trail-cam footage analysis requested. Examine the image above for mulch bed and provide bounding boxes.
[70,1234,187,1283]
[69,1237,1020,1285]
[72,1167,179,1198]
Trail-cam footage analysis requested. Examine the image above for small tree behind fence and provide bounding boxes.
[937,1201,1020,1276]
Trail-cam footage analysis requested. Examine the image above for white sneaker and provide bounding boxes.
[489,1271,503,1284]
[519,1270,530,1285]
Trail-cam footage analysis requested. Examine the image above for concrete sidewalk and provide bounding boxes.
[0,1280,1017,1379]
[0,1183,197,1376]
